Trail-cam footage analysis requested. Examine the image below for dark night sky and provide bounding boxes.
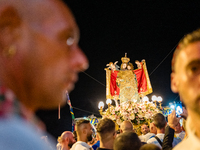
[37,0,200,140]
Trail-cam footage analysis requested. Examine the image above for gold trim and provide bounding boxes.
[141,60,153,96]
[105,68,112,99]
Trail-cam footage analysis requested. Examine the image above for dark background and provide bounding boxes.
[36,0,200,141]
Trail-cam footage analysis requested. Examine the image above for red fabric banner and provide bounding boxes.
[109,67,148,96]
[110,71,120,96]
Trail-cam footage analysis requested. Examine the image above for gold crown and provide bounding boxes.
[121,53,130,63]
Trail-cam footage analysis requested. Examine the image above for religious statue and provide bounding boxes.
[105,53,152,104]
[116,54,140,103]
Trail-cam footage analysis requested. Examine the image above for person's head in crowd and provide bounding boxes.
[139,143,161,150]
[114,132,142,150]
[141,124,149,135]
[57,131,76,150]
[96,118,116,149]
[171,28,200,137]
[120,120,134,133]
[153,113,167,130]
[175,122,182,133]
[0,0,88,112]
[150,122,157,134]
[73,130,77,142]
[75,119,93,143]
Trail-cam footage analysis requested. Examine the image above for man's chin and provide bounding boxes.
[39,98,67,110]
[66,83,75,93]
[87,135,93,142]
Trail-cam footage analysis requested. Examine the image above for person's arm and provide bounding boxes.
[162,110,180,150]
[162,125,175,150]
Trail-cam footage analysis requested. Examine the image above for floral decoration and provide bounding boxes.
[101,101,162,126]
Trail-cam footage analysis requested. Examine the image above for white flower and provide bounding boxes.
[116,119,123,125]
[145,113,151,119]
[129,113,135,120]
[138,114,143,118]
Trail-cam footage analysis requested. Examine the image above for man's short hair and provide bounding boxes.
[96,118,115,138]
[75,119,90,133]
[97,118,115,133]
[140,143,161,150]
[172,28,200,72]
[153,113,166,129]
[120,120,133,133]
[114,132,142,150]
[76,119,90,127]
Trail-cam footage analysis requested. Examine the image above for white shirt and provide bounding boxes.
[175,131,185,141]
[147,133,181,149]
[173,116,200,150]
[147,133,165,148]
[139,134,145,142]
[139,133,155,142]
[0,118,53,150]
[70,141,93,150]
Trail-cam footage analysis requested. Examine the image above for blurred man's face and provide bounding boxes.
[175,123,182,133]
[68,133,76,148]
[141,124,149,135]
[86,123,93,142]
[13,1,88,110]
[171,42,200,116]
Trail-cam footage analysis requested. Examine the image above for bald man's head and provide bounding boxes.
[0,0,76,30]
[58,131,73,142]
[57,131,76,148]
[120,120,133,133]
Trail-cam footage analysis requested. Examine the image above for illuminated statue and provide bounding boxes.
[116,54,140,103]
[105,53,152,104]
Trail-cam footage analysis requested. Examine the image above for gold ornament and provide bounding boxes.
[121,53,130,64]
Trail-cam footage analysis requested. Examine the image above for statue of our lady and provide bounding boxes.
[116,54,140,103]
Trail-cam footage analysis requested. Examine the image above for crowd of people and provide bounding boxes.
[56,109,187,150]
[1,0,200,149]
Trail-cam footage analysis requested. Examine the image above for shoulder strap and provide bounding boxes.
[149,135,155,139]
[154,136,163,146]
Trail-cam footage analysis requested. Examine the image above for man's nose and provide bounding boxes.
[70,46,89,72]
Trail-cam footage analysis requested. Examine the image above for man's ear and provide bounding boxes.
[83,128,87,134]
[65,137,69,143]
[171,72,179,93]
[0,5,21,50]
[113,131,117,139]
[120,129,123,133]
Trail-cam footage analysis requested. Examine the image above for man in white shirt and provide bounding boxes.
[71,119,93,150]
[147,113,181,149]
[174,122,185,141]
[171,28,200,149]
[139,124,149,142]
[142,123,157,142]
